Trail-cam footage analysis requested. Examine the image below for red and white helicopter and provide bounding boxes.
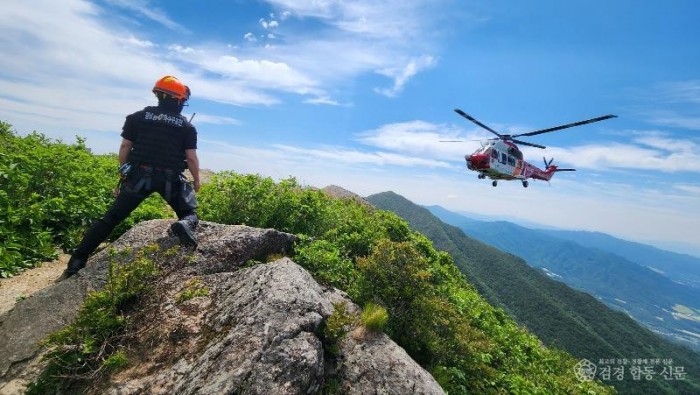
[450,109,616,187]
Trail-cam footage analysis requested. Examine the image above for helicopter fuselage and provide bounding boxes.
[466,140,556,187]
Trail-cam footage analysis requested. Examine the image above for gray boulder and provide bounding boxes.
[0,220,444,395]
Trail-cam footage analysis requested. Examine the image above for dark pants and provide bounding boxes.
[72,166,198,260]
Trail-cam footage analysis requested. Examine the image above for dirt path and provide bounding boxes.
[0,255,68,316]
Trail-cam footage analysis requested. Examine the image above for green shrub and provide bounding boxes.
[176,279,210,303]
[27,245,161,393]
[0,123,178,276]
[197,171,614,394]
[321,302,357,355]
[360,303,388,332]
[293,237,357,289]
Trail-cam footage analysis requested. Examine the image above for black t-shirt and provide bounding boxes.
[121,106,197,169]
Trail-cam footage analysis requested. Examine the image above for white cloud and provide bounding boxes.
[657,80,700,104]
[267,0,436,40]
[374,55,437,97]
[263,0,442,94]
[119,36,156,48]
[273,144,452,168]
[0,0,448,135]
[105,0,186,31]
[357,120,491,159]
[633,80,700,130]
[192,54,321,95]
[646,111,700,130]
[259,18,280,30]
[303,96,341,106]
[675,184,700,195]
[533,132,700,173]
[244,32,257,42]
[168,44,198,55]
[189,113,240,125]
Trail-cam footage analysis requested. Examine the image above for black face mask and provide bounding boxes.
[158,96,185,114]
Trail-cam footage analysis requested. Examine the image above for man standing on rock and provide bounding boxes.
[59,75,201,280]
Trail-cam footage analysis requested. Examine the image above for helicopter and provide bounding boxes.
[449,109,616,187]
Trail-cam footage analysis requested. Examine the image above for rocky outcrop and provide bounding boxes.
[321,185,372,207]
[0,220,444,394]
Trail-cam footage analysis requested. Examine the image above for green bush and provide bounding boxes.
[321,301,357,355]
[0,123,175,276]
[360,303,388,331]
[27,245,161,394]
[198,172,614,394]
[0,123,114,275]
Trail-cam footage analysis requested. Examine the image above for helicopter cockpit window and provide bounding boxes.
[491,150,499,159]
[507,156,516,166]
[500,152,507,164]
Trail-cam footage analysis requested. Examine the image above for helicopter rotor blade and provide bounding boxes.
[513,114,617,138]
[512,139,546,149]
[454,109,503,138]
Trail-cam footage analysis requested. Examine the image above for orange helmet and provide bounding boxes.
[152,75,190,101]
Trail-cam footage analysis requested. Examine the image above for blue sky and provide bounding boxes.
[2,0,700,256]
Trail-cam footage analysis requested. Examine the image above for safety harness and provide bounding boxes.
[119,162,181,202]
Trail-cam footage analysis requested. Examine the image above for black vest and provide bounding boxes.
[125,106,194,169]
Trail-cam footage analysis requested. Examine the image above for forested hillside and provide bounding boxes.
[1,124,612,394]
[538,229,700,290]
[429,211,700,351]
[368,191,700,395]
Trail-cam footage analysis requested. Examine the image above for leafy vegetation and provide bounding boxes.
[360,302,388,331]
[176,279,210,303]
[321,301,357,355]
[0,123,176,277]
[199,172,613,394]
[369,191,700,395]
[27,245,162,394]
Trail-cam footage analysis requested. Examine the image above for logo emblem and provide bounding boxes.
[574,359,597,382]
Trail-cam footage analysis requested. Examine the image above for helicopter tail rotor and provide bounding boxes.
[544,157,575,172]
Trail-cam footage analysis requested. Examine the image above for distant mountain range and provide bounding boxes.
[426,204,700,351]
[367,191,700,395]
[535,228,700,290]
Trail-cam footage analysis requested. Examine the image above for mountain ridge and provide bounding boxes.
[426,204,700,351]
[535,228,700,289]
[367,191,700,395]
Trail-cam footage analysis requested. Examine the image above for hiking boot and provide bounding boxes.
[55,257,85,282]
[170,220,197,248]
